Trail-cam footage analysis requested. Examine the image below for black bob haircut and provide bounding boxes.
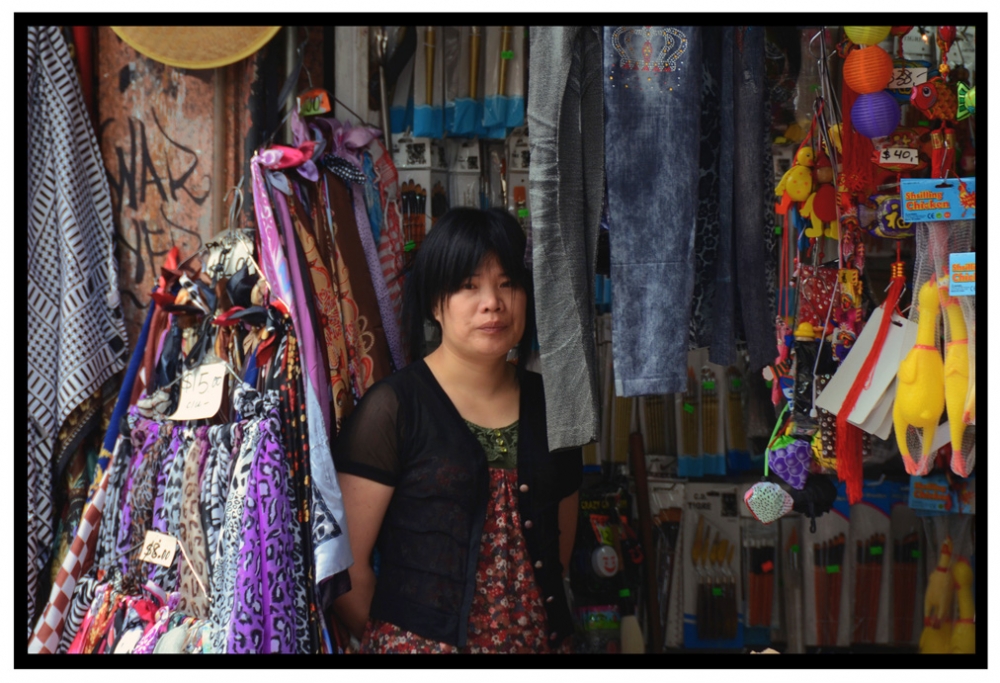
[402,207,535,366]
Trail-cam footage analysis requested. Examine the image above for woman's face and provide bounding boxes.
[433,255,526,363]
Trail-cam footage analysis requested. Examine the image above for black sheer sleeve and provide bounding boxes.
[331,381,402,487]
[554,446,584,500]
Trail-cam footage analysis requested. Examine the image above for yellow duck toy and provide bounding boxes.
[950,557,975,654]
[919,537,954,654]
[939,279,971,476]
[894,279,945,475]
[776,146,815,211]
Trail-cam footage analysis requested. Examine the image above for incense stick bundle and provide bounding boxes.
[425,27,436,105]
[830,534,845,646]
[682,368,699,457]
[727,367,747,451]
[644,395,666,453]
[469,26,481,98]
[498,26,512,95]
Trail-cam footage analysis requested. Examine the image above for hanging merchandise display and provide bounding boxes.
[26,23,978,659]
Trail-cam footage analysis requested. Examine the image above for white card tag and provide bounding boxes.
[815,308,917,423]
[877,147,919,166]
[168,362,227,421]
[888,66,928,90]
[140,530,178,568]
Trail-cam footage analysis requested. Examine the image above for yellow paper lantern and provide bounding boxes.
[844,26,892,45]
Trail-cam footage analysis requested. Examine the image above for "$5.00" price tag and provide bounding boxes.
[168,361,227,421]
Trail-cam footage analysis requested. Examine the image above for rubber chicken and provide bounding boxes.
[950,557,975,654]
[963,381,975,424]
[894,279,945,475]
[919,537,954,654]
[939,280,971,476]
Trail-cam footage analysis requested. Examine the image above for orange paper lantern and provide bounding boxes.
[843,46,894,94]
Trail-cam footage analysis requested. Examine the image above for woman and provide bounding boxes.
[331,208,581,653]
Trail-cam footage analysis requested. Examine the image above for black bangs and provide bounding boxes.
[402,207,535,363]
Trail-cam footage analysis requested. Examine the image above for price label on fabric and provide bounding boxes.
[888,67,928,90]
[168,362,227,421]
[140,530,178,568]
[879,147,919,166]
[949,253,975,296]
[112,628,144,654]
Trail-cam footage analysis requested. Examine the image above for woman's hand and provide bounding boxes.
[332,473,395,640]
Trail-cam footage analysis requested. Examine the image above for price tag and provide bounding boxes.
[791,544,800,554]
[683,402,695,414]
[501,50,514,60]
[701,381,716,391]
[517,208,530,219]
[403,240,416,253]
[712,587,723,597]
[112,628,144,654]
[140,530,178,568]
[911,549,922,559]
[888,66,928,89]
[826,564,841,574]
[870,546,884,556]
[878,147,919,166]
[168,362,227,421]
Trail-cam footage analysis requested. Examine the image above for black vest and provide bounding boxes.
[368,361,578,647]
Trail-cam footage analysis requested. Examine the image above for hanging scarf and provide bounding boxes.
[27,27,129,629]
[251,150,354,590]
[368,142,406,331]
[229,390,298,653]
[176,427,211,618]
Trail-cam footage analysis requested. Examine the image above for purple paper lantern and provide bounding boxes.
[852,91,901,139]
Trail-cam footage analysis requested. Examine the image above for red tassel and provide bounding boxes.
[836,265,906,503]
[840,80,878,198]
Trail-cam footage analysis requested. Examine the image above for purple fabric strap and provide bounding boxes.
[272,188,331,433]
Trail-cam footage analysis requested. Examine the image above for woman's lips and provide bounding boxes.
[478,323,508,333]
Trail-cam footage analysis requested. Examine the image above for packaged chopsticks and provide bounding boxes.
[802,478,850,648]
[848,478,894,645]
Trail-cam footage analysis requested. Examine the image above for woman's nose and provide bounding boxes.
[480,285,503,311]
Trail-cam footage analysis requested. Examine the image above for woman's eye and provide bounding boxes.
[500,280,512,288]
[462,281,475,289]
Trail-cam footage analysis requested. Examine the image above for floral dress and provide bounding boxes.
[360,421,564,654]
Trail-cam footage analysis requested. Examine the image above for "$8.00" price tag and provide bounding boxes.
[140,530,178,568]
[879,147,919,166]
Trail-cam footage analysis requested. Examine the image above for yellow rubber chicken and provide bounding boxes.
[950,557,975,654]
[939,280,971,476]
[919,537,954,654]
[963,381,975,425]
[894,279,945,475]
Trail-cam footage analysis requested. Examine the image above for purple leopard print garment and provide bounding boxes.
[228,393,297,654]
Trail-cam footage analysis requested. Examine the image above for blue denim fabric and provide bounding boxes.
[732,27,774,372]
[528,27,605,450]
[709,27,738,366]
[604,26,702,397]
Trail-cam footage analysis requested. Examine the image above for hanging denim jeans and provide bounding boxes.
[604,25,702,397]
[731,27,775,372]
[528,27,605,450]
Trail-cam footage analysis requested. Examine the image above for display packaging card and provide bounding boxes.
[900,177,976,222]
[949,252,976,296]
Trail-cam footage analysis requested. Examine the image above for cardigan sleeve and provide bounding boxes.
[553,446,583,500]
[331,381,402,487]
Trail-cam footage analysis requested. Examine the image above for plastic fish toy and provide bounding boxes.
[910,77,972,122]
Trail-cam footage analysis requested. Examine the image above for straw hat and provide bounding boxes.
[111,26,281,69]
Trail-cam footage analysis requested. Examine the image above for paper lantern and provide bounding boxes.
[891,26,914,36]
[844,26,892,45]
[852,91,901,139]
[843,46,894,94]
